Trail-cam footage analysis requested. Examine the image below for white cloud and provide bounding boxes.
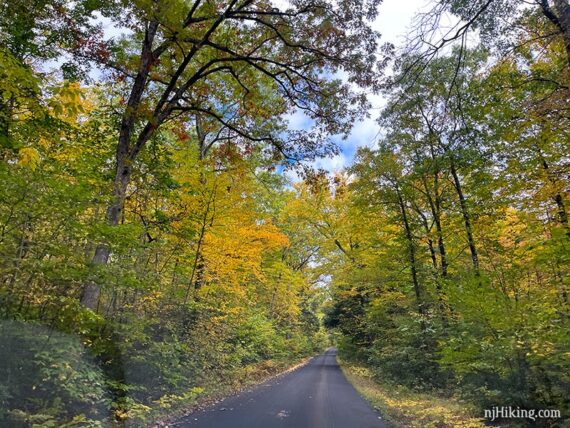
[314,152,349,173]
[374,0,430,46]
[285,109,314,131]
[274,1,430,179]
[314,0,427,174]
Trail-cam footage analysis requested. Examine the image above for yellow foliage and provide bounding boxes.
[48,81,92,124]
[160,144,304,320]
[340,361,486,428]
[18,147,40,169]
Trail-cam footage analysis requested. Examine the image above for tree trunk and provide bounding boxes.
[80,160,131,309]
[184,185,216,304]
[537,149,569,231]
[552,0,570,65]
[396,187,425,316]
[416,206,450,324]
[427,235,438,270]
[449,162,480,275]
[79,22,159,310]
[421,175,448,277]
[0,98,11,151]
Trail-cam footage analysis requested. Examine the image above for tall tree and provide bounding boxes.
[412,0,570,68]
[79,0,383,309]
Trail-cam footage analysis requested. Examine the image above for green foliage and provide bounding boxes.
[320,35,570,426]
[0,321,109,426]
[340,360,486,428]
[0,84,327,425]
[1,0,569,427]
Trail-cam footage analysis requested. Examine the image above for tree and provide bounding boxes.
[381,51,493,276]
[326,44,570,414]
[79,0,382,309]
[0,0,108,148]
[411,0,570,67]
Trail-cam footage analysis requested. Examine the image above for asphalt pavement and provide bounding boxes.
[173,348,387,428]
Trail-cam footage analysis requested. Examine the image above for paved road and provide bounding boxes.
[174,348,387,428]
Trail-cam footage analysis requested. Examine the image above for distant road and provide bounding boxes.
[174,348,387,428]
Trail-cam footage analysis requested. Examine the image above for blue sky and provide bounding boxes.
[298,0,428,176]
[94,0,428,176]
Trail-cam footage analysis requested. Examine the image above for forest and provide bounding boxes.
[0,0,568,427]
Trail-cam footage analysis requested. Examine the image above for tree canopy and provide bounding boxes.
[0,0,568,426]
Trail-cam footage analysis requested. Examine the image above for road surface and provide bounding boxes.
[173,348,387,428]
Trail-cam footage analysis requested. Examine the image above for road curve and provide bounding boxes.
[173,348,387,428]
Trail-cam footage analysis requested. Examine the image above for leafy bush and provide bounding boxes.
[0,321,110,426]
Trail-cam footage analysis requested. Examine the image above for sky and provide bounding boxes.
[95,0,429,177]
[305,0,429,175]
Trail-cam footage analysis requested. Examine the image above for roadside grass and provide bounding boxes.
[338,358,487,428]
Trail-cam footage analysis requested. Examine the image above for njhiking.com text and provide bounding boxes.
[485,406,561,422]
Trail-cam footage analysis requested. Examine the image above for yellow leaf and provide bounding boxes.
[18,147,40,169]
